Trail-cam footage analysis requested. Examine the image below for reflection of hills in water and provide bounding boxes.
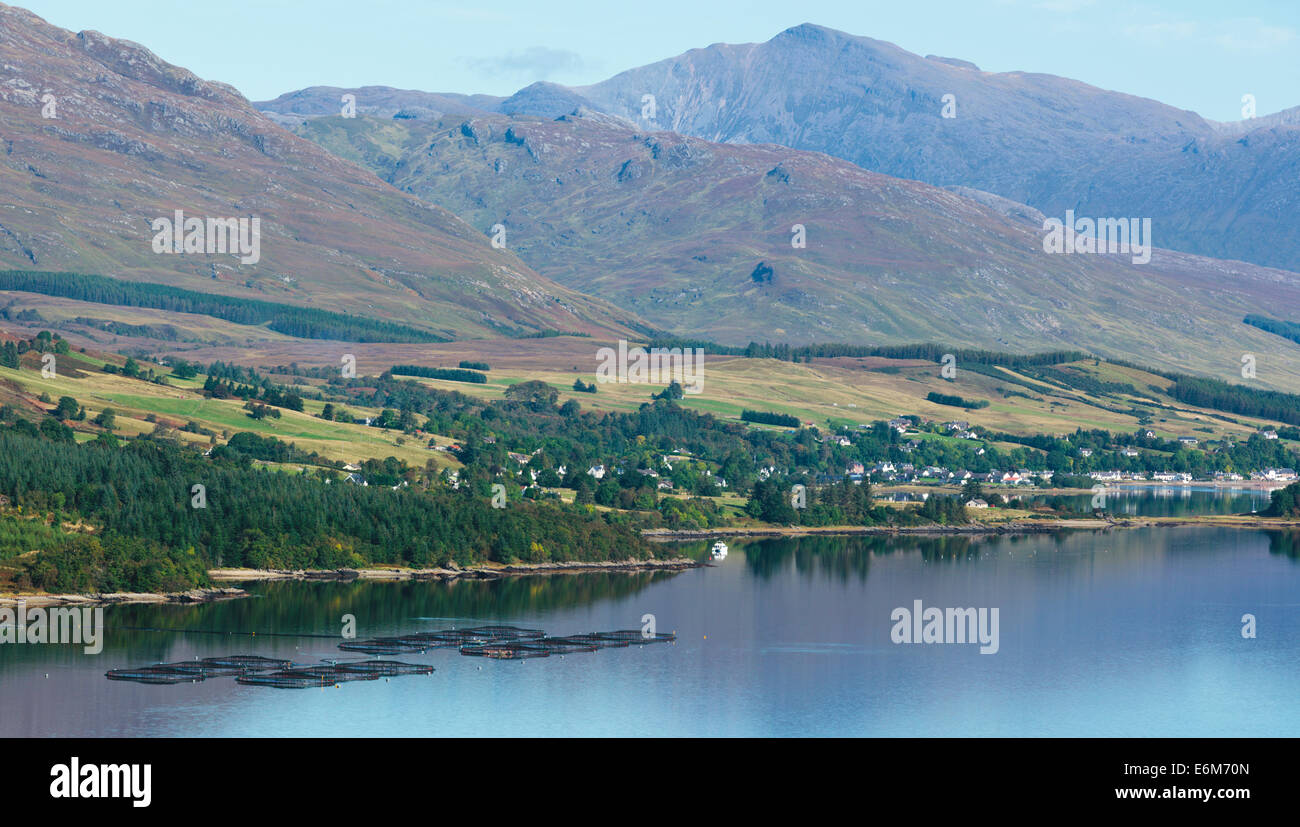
[3,571,681,664]
[738,526,1300,582]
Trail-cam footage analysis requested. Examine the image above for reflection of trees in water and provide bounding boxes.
[741,534,999,580]
[915,536,979,563]
[82,571,677,658]
[1024,490,1267,518]
[742,536,874,581]
[740,530,1128,581]
[1266,531,1300,561]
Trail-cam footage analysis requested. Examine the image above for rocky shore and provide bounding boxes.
[208,556,701,583]
[0,587,248,609]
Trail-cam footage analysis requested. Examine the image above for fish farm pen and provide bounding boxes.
[105,625,674,686]
[338,625,545,655]
[236,660,434,689]
[106,655,293,684]
[340,625,677,660]
[106,655,432,689]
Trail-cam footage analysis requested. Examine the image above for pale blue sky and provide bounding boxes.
[16,0,1299,120]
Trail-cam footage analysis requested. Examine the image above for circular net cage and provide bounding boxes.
[459,642,552,660]
[554,633,630,649]
[384,625,544,649]
[107,655,298,684]
[594,630,676,645]
[392,632,465,649]
[462,625,544,640]
[236,672,337,689]
[238,664,376,689]
[530,636,601,654]
[236,659,433,688]
[334,660,435,677]
[338,637,429,655]
[202,655,293,671]
[105,665,203,685]
[159,661,245,678]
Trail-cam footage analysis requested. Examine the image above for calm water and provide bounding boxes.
[1022,484,1273,517]
[3,526,1298,737]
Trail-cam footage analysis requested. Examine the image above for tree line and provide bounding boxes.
[0,269,445,342]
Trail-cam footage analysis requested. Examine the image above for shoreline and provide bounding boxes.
[0,557,699,607]
[643,521,1111,540]
[876,480,1287,497]
[8,512,1295,605]
[0,587,248,610]
[644,514,1300,540]
[207,557,701,584]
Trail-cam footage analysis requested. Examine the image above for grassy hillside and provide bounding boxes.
[288,111,1300,391]
[0,350,457,470]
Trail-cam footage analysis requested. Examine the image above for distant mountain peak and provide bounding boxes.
[0,2,644,340]
[925,55,980,71]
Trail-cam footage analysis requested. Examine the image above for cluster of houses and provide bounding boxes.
[585,456,713,491]
[885,418,980,438]
[1088,468,1297,483]
[846,462,1051,486]
[1253,468,1297,482]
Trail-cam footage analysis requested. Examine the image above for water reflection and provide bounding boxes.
[1266,530,1300,560]
[1021,485,1270,517]
[4,526,1299,736]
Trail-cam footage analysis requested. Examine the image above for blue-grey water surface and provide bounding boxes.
[3,518,1297,736]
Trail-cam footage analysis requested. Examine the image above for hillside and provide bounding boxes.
[0,3,646,341]
[4,329,1297,472]
[282,109,1300,390]
[261,23,1300,274]
[570,24,1300,275]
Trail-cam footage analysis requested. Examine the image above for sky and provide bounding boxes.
[14,0,1300,121]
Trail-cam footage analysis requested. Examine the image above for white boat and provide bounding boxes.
[710,540,728,559]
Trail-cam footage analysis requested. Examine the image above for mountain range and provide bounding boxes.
[257,107,1300,386]
[0,2,644,341]
[260,23,1300,275]
[2,5,1299,388]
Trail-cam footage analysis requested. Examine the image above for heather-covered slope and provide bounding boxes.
[0,3,645,341]
[263,23,1300,273]
[290,109,1300,388]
